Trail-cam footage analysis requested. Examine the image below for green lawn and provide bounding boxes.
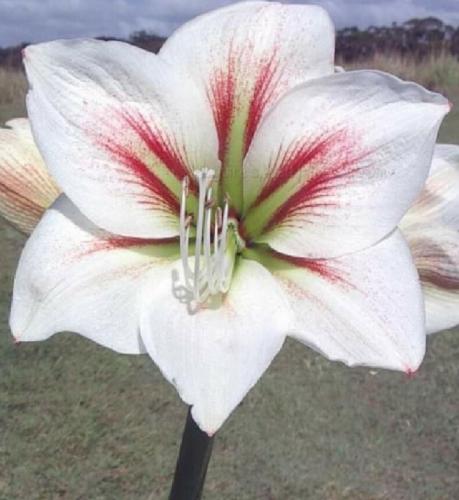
[0,92,458,500]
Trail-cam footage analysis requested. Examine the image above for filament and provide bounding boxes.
[179,169,231,303]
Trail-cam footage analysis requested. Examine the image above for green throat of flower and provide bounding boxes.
[179,169,245,305]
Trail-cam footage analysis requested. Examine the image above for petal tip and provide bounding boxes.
[190,405,220,436]
[404,366,418,379]
[22,42,41,60]
[403,341,426,375]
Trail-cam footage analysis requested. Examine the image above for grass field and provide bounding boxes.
[0,58,458,499]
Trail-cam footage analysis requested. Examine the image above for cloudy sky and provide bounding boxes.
[0,0,458,47]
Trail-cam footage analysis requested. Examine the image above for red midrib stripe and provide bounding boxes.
[254,131,348,208]
[99,137,180,214]
[121,111,191,182]
[265,163,362,232]
[208,60,237,164]
[78,235,178,258]
[208,49,281,167]
[244,54,281,156]
[269,248,348,285]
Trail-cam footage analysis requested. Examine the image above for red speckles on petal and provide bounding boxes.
[244,53,282,155]
[207,45,283,164]
[74,234,176,259]
[91,108,190,215]
[100,138,180,213]
[255,131,347,208]
[121,111,191,182]
[207,53,238,163]
[86,235,158,253]
[263,129,367,232]
[272,249,350,286]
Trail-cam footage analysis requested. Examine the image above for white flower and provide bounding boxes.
[8,2,449,433]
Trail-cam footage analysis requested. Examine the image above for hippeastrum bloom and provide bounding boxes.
[3,123,457,336]
[400,144,459,334]
[0,118,59,233]
[10,2,450,433]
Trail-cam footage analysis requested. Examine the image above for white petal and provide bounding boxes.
[242,70,449,258]
[0,118,59,233]
[139,258,292,434]
[430,144,459,174]
[400,143,459,333]
[245,230,425,371]
[10,195,179,354]
[5,118,32,135]
[402,143,459,228]
[405,227,459,334]
[24,39,218,238]
[160,1,334,212]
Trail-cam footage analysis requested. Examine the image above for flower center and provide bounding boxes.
[179,169,240,304]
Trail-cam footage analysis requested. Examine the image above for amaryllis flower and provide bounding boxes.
[400,144,459,334]
[3,123,457,335]
[0,118,59,233]
[10,2,450,433]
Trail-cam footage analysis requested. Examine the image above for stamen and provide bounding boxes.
[217,200,229,290]
[179,177,192,287]
[179,169,232,303]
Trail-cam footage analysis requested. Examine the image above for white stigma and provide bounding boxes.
[179,169,231,303]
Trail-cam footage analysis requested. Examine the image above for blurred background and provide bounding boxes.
[0,1,458,499]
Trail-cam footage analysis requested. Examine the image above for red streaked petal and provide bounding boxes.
[244,230,426,372]
[10,195,179,353]
[119,109,191,182]
[25,39,218,238]
[265,247,353,288]
[92,108,184,215]
[255,128,368,234]
[74,234,178,259]
[243,70,449,258]
[244,52,282,156]
[161,2,335,212]
[254,130,347,206]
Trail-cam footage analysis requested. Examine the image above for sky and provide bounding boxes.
[0,0,458,47]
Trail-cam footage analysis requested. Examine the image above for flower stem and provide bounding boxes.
[168,407,214,500]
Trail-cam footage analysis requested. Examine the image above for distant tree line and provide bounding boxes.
[0,30,166,68]
[337,17,459,61]
[1,17,459,68]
